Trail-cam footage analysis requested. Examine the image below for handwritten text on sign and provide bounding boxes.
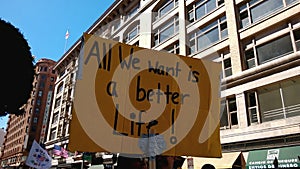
[69,33,222,157]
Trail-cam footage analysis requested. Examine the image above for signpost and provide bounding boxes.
[69,33,222,158]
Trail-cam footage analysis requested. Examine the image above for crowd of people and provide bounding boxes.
[116,155,215,169]
[116,155,184,169]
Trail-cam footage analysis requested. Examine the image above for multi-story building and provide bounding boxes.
[45,0,300,168]
[0,128,6,158]
[1,58,57,168]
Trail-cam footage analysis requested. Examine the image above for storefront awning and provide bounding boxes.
[182,152,243,169]
[246,146,300,169]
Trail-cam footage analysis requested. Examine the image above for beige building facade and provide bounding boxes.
[45,0,300,168]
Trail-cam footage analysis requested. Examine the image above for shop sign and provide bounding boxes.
[246,146,300,169]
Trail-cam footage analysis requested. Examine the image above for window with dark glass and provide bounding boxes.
[38,90,43,97]
[164,41,180,54]
[245,49,256,69]
[228,97,238,125]
[33,117,38,123]
[41,75,46,80]
[256,34,293,64]
[31,126,36,132]
[39,82,45,89]
[244,33,294,69]
[57,83,64,94]
[223,58,232,77]
[35,108,40,114]
[36,99,41,106]
[220,96,238,129]
[246,91,259,124]
[220,99,229,128]
[294,28,300,51]
[50,129,56,140]
[49,85,53,91]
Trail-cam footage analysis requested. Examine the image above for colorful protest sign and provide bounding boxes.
[69,33,222,158]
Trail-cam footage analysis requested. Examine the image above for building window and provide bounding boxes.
[112,19,121,33]
[50,77,55,82]
[245,49,256,69]
[244,34,293,69]
[33,117,38,123]
[257,35,293,63]
[223,58,232,77]
[49,85,53,91]
[31,126,36,132]
[52,112,59,125]
[294,28,300,51]
[39,82,45,89]
[35,108,40,114]
[54,97,61,109]
[246,91,259,124]
[50,129,56,140]
[155,0,178,20]
[124,4,140,22]
[163,41,179,54]
[238,0,296,29]
[124,24,140,43]
[154,16,179,46]
[189,16,227,54]
[220,96,238,129]
[246,77,300,124]
[187,0,224,23]
[57,83,64,94]
[41,75,46,80]
[36,99,41,106]
[59,69,65,77]
[38,90,43,97]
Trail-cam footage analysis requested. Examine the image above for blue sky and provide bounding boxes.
[0,0,115,129]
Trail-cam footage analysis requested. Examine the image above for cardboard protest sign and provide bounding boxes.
[69,33,222,157]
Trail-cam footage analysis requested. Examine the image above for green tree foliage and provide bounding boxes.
[0,18,35,116]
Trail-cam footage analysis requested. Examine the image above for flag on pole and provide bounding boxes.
[61,147,69,158]
[25,140,52,169]
[53,145,61,156]
[65,30,69,40]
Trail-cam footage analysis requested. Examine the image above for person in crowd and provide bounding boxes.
[201,164,216,169]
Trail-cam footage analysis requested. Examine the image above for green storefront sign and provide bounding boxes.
[246,146,300,169]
